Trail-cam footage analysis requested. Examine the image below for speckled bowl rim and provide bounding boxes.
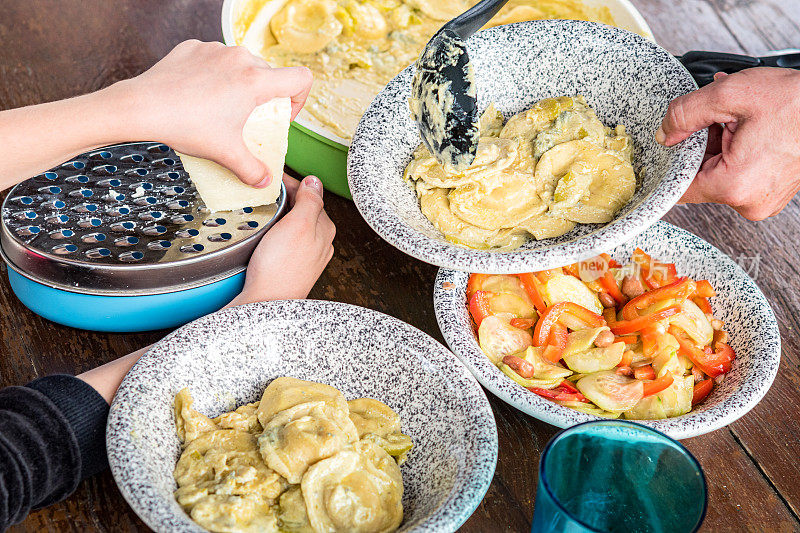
[432,221,781,439]
[348,20,707,274]
[106,299,498,533]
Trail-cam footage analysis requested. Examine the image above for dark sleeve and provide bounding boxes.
[0,375,109,528]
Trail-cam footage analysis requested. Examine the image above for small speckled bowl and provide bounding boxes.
[106,300,497,532]
[433,221,780,439]
[348,20,707,273]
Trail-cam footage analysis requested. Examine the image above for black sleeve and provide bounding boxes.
[0,375,109,528]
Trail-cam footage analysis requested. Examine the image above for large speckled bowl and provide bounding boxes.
[348,20,706,273]
[106,300,497,532]
[433,221,780,439]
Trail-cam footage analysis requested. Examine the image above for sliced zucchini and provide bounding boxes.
[499,364,563,390]
[576,371,644,412]
[541,273,603,315]
[489,292,537,319]
[478,315,532,364]
[624,375,693,420]
[563,327,609,358]
[670,300,714,346]
[563,342,625,374]
[557,400,622,418]
[523,346,573,380]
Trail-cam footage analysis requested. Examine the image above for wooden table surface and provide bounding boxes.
[1,0,799,531]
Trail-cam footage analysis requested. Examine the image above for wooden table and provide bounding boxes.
[1,1,799,530]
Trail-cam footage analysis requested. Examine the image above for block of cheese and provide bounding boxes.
[178,97,291,212]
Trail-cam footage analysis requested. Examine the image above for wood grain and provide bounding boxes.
[1,0,799,531]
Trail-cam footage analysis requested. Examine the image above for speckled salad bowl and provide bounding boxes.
[348,20,707,273]
[433,221,780,439]
[106,300,498,532]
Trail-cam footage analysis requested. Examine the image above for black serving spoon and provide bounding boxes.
[410,0,509,171]
[678,50,800,86]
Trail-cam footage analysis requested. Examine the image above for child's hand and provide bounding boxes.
[117,40,312,188]
[227,174,335,306]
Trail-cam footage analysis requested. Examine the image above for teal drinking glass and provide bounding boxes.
[532,420,707,533]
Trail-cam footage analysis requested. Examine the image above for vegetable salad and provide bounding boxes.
[468,249,734,419]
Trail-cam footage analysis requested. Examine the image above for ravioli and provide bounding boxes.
[174,379,413,533]
[301,441,404,533]
[406,95,636,250]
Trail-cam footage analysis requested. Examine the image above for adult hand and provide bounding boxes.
[656,67,800,220]
[117,40,312,188]
[227,174,336,306]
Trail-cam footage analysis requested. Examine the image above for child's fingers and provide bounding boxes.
[286,176,325,222]
[256,66,313,116]
[282,173,301,205]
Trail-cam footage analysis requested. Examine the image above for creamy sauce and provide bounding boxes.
[233,0,616,140]
[174,377,413,532]
[405,96,636,250]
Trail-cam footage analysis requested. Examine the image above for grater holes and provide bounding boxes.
[129,181,153,191]
[13,211,38,221]
[39,171,58,180]
[163,186,185,196]
[141,225,167,236]
[110,221,136,232]
[170,214,194,224]
[13,196,34,205]
[92,164,118,175]
[134,196,158,206]
[50,229,74,240]
[235,207,254,214]
[147,144,169,154]
[61,160,86,170]
[175,228,199,238]
[208,232,232,242]
[38,186,61,194]
[78,217,103,228]
[45,214,70,225]
[152,157,176,167]
[52,243,78,255]
[202,217,226,227]
[97,179,122,187]
[69,188,94,198]
[65,175,90,184]
[118,251,145,262]
[88,150,112,160]
[106,205,131,216]
[157,171,180,182]
[125,168,149,177]
[238,221,259,230]
[166,200,190,210]
[102,192,126,203]
[41,200,66,209]
[138,211,164,221]
[85,247,111,259]
[114,236,139,247]
[82,232,107,243]
[120,154,144,163]
[180,243,204,253]
[74,203,98,213]
[147,240,172,250]
[16,226,41,236]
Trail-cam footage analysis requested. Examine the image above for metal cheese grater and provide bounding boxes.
[0,142,286,296]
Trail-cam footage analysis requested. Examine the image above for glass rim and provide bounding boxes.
[538,419,708,533]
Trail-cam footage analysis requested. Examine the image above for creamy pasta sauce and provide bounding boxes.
[174,377,413,532]
[233,0,616,139]
[405,96,636,250]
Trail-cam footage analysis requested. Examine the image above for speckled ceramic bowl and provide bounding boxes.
[106,300,497,532]
[348,20,707,273]
[433,221,780,439]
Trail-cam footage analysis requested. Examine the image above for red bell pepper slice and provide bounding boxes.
[640,326,659,358]
[618,349,633,368]
[517,273,548,314]
[467,273,491,299]
[692,378,714,406]
[693,296,712,314]
[642,374,674,397]
[600,253,622,269]
[563,263,581,279]
[534,302,606,346]
[541,323,568,362]
[510,318,537,330]
[634,364,656,381]
[616,335,638,344]
[643,262,678,290]
[469,291,493,327]
[528,384,588,402]
[502,355,536,379]
[621,278,695,320]
[694,280,716,298]
[610,305,681,335]
[598,271,628,306]
[669,325,734,377]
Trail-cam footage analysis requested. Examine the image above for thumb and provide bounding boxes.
[656,81,740,147]
[222,143,271,188]
[286,176,325,220]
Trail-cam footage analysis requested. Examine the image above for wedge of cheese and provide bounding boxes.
[178,97,291,212]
